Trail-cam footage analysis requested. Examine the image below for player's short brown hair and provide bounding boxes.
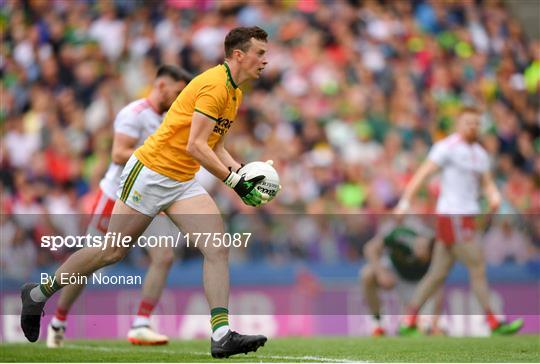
[224,26,268,58]
[156,65,192,83]
[460,105,482,115]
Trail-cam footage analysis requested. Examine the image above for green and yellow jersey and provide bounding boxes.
[135,63,243,181]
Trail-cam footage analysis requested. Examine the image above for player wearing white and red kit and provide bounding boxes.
[429,132,489,247]
[46,65,192,348]
[87,99,166,235]
[395,106,523,336]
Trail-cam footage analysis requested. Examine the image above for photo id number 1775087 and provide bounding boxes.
[184,232,251,248]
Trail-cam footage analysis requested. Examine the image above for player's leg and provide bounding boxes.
[360,263,396,336]
[165,193,267,358]
[360,265,383,335]
[128,241,174,345]
[399,242,454,335]
[166,195,229,320]
[46,284,85,348]
[427,286,446,336]
[453,241,523,335]
[408,242,454,312]
[55,202,151,278]
[47,189,115,348]
[453,241,492,311]
[21,200,152,342]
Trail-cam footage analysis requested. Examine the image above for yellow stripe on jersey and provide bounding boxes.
[135,64,243,181]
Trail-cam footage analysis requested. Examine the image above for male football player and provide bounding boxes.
[22,26,272,358]
[361,215,445,336]
[47,65,192,348]
[395,106,523,336]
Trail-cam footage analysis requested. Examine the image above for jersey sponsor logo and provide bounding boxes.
[213,117,233,136]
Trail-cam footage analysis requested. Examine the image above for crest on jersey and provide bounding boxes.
[132,190,142,203]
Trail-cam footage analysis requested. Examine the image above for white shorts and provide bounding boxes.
[86,187,181,240]
[117,155,208,217]
[86,188,116,235]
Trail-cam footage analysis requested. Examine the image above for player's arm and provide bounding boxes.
[187,112,268,206]
[111,133,138,165]
[213,135,242,173]
[395,160,440,214]
[187,112,230,180]
[481,171,501,213]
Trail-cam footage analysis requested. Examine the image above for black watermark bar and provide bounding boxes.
[1,213,538,315]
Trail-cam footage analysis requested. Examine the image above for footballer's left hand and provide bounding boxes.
[223,171,270,207]
[236,160,279,206]
[242,188,270,207]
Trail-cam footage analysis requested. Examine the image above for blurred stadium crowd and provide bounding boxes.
[1,0,539,278]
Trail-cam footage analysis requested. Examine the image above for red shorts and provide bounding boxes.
[87,188,116,235]
[436,215,476,246]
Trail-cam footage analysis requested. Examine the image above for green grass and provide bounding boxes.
[1,336,539,362]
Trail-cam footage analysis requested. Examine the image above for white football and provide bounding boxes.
[239,161,280,201]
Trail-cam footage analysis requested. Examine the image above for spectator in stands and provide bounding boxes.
[1,0,538,268]
[483,216,535,265]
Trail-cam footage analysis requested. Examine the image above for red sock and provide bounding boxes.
[55,308,68,322]
[486,310,500,330]
[136,299,156,317]
[405,307,419,327]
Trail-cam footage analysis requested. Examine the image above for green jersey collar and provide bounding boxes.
[223,62,238,89]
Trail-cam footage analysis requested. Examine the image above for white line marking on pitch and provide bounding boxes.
[66,344,367,363]
[256,354,364,363]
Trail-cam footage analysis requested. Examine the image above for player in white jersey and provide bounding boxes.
[46,65,192,348]
[394,106,523,336]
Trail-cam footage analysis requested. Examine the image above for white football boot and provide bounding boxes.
[46,323,65,348]
[127,326,169,345]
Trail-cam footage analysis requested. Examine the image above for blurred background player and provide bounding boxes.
[361,214,445,336]
[395,107,524,336]
[46,65,192,348]
[21,26,271,359]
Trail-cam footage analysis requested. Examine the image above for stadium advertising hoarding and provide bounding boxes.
[1,282,538,342]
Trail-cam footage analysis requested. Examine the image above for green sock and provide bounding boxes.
[39,275,62,298]
[210,307,229,332]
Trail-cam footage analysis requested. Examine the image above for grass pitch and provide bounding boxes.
[1,336,539,362]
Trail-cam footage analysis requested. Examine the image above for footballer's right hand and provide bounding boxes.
[223,171,269,207]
